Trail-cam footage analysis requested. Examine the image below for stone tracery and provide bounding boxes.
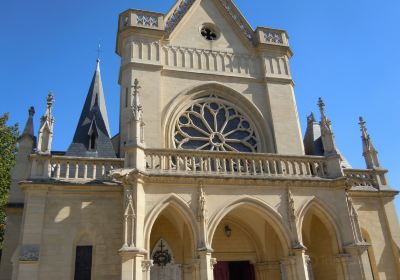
[174,95,259,153]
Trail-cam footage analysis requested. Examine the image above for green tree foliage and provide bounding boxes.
[0,113,18,249]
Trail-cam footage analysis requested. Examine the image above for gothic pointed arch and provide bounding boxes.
[298,196,345,280]
[222,216,265,261]
[144,193,200,254]
[164,83,275,153]
[208,195,291,255]
[297,196,344,251]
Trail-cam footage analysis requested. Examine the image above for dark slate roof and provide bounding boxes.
[303,113,352,168]
[304,114,324,156]
[66,60,116,158]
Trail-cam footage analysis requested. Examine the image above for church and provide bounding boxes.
[1,0,399,279]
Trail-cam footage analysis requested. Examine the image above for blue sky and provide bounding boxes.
[0,0,399,216]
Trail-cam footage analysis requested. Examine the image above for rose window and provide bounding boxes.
[174,96,258,152]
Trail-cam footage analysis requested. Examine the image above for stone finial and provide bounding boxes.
[359,116,380,169]
[124,78,146,169]
[307,112,316,124]
[41,92,55,123]
[21,106,35,139]
[29,106,35,117]
[47,91,55,108]
[37,92,55,154]
[318,97,329,125]
[132,79,143,122]
[317,97,338,156]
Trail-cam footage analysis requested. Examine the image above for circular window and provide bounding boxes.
[200,24,219,41]
[174,95,258,152]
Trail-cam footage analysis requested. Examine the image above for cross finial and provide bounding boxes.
[318,97,325,114]
[318,97,330,125]
[47,91,54,107]
[359,116,367,132]
[28,106,35,117]
[97,43,102,62]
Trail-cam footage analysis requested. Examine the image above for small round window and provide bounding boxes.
[200,24,219,41]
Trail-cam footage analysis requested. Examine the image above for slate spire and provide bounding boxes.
[66,59,116,158]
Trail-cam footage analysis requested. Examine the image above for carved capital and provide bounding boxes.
[210,258,217,270]
[142,260,154,272]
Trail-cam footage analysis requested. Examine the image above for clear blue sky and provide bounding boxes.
[0,0,399,216]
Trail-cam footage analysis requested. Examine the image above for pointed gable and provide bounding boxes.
[66,60,116,158]
[166,0,255,53]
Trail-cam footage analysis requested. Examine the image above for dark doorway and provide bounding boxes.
[74,246,93,280]
[214,261,256,280]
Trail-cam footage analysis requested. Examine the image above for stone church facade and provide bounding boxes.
[1,0,399,279]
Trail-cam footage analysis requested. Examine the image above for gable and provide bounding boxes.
[167,0,254,54]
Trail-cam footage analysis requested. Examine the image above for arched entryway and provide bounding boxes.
[300,204,341,280]
[147,202,197,280]
[209,199,290,280]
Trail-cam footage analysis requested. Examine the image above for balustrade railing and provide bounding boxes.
[145,149,328,179]
[30,155,124,181]
[119,9,164,30]
[28,151,387,188]
[344,169,379,188]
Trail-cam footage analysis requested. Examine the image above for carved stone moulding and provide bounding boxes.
[19,244,40,262]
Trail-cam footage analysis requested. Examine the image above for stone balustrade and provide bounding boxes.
[145,149,329,179]
[344,169,383,189]
[256,27,289,47]
[30,154,124,181]
[28,151,388,188]
[119,9,164,31]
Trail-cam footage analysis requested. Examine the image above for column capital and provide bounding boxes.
[292,243,307,252]
[119,246,148,257]
[336,253,352,263]
[141,259,153,272]
[344,242,370,255]
[197,246,214,254]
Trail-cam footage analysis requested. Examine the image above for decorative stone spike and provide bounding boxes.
[318,97,338,156]
[125,79,146,170]
[359,117,380,169]
[37,92,55,154]
[21,106,35,139]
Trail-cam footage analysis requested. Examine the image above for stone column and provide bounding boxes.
[198,250,215,280]
[120,250,146,280]
[292,249,310,280]
[254,262,267,280]
[190,259,201,280]
[114,175,147,280]
[15,189,48,280]
[335,254,351,280]
[344,244,373,280]
[141,260,153,280]
[281,257,296,280]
